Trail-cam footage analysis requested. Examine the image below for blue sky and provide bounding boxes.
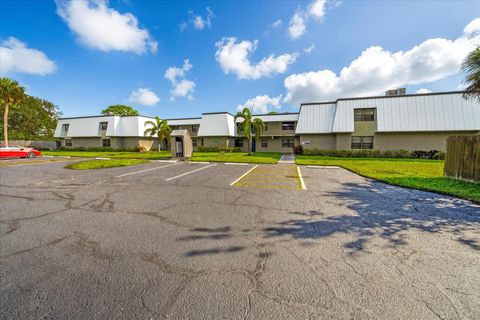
[0,0,479,118]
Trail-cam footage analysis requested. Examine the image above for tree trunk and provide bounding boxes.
[249,134,252,155]
[158,137,161,152]
[3,103,8,146]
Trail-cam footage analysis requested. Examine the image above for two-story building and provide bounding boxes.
[54,90,480,152]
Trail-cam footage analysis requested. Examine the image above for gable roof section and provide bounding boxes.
[295,103,336,134]
[197,112,236,136]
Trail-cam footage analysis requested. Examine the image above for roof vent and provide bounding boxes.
[385,88,406,96]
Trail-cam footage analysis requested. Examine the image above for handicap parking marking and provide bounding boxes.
[231,164,305,191]
[230,165,258,186]
[116,162,180,178]
[165,163,217,181]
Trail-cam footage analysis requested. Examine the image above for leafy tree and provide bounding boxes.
[7,96,61,140]
[234,107,265,155]
[144,116,172,152]
[462,47,480,102]
[102,105,139,116]
[267,111,278,115]
[0,77,26,145]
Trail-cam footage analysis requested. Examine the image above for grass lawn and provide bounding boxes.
[190,152,281,164]
[44,150,171,160]
[65,159,149,170]
[297,156,480,203]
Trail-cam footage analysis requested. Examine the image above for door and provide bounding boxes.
[252,139,256,152]
[175,138,183,157]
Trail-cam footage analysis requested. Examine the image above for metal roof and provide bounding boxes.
[235,113,299,123]
[296,92,480,134]
[167,118,201,126]
[295,103,336,134]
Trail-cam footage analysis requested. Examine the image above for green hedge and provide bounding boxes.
[195,146,242,153]
[302,148,445,160]
[57,146,137,152]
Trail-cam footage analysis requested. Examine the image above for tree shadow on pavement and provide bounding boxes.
[263,181,480,253]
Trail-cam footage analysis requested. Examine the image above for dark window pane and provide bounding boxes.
[261,139,268,148]
[102,139,111,147]
[282,122,295,130]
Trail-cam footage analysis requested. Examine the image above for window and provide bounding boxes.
[62,123,70,132]
[65,139,72,147]
[282,122,295,130]
[99,122,108,131]
[192,139,197,147]
[264,123,268,131]
[354,108,375,121]
[261,139,268,148]
[282,138,295,148]
[351,136,373,149]
[213,139,218,145]
[102,139,111,147]
[235,139,244,148]
[192,125,198,132]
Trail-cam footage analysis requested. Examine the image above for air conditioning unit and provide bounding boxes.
[385,88,407,96]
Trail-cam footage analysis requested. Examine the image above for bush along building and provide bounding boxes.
[55,90,480,152]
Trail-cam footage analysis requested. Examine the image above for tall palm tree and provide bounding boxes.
[144,116,172,152]
[0,78,25,145]
[234,107,265,155]
[462,47,480,102]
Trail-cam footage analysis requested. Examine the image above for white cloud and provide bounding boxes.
[165,59,192,84]
[416,88,432,94]
[183,7,214,31]
[272,19,282,28]
[308,0,326,19]
[56,0,157,54]
[215,37,298,80]
[237,94,282,114]
[288,0,337,39]
[0,37,56,75]
[164,59,195,100]
[283,18,480,105]
[303,44,315,54]
[170,80,196,101]
[288,12,306,39]
[128,88,160,106]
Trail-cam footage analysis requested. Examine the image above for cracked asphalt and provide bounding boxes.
[0,160,479,319]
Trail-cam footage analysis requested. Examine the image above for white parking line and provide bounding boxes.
[165,164,217,181]
[189,161,210,164]
[224,162,249,166]
[116,163,179,178]
[230,165,258,186]
[297,166,307,190]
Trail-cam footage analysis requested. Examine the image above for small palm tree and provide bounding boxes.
[144,116,172,152]
[0,78,25,145]
[462,47,480,102]
[234,107,265,155]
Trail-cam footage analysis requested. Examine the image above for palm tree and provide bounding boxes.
[234,107,265,155]
[144,116,172,152]
[0,78,25,146]
[462,47,480,102]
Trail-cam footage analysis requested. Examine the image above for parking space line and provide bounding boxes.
[224,162,249,166]
[230,165,258,186]
[297,166,307,190]
[165,164,217,181]
[116,163,179,178]
[189,161,210,164]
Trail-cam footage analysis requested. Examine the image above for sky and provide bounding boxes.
[0,0,479,119]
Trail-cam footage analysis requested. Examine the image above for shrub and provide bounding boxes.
[195,146,241,153]
[57,146,136,152]
[302,148,442,159]
[293,145,303,155]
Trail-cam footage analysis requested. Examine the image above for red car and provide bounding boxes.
[0,146,42,159]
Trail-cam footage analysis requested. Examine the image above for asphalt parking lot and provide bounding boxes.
[1,160,479,319]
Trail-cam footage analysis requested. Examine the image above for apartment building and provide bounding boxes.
[54,91,480,152]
